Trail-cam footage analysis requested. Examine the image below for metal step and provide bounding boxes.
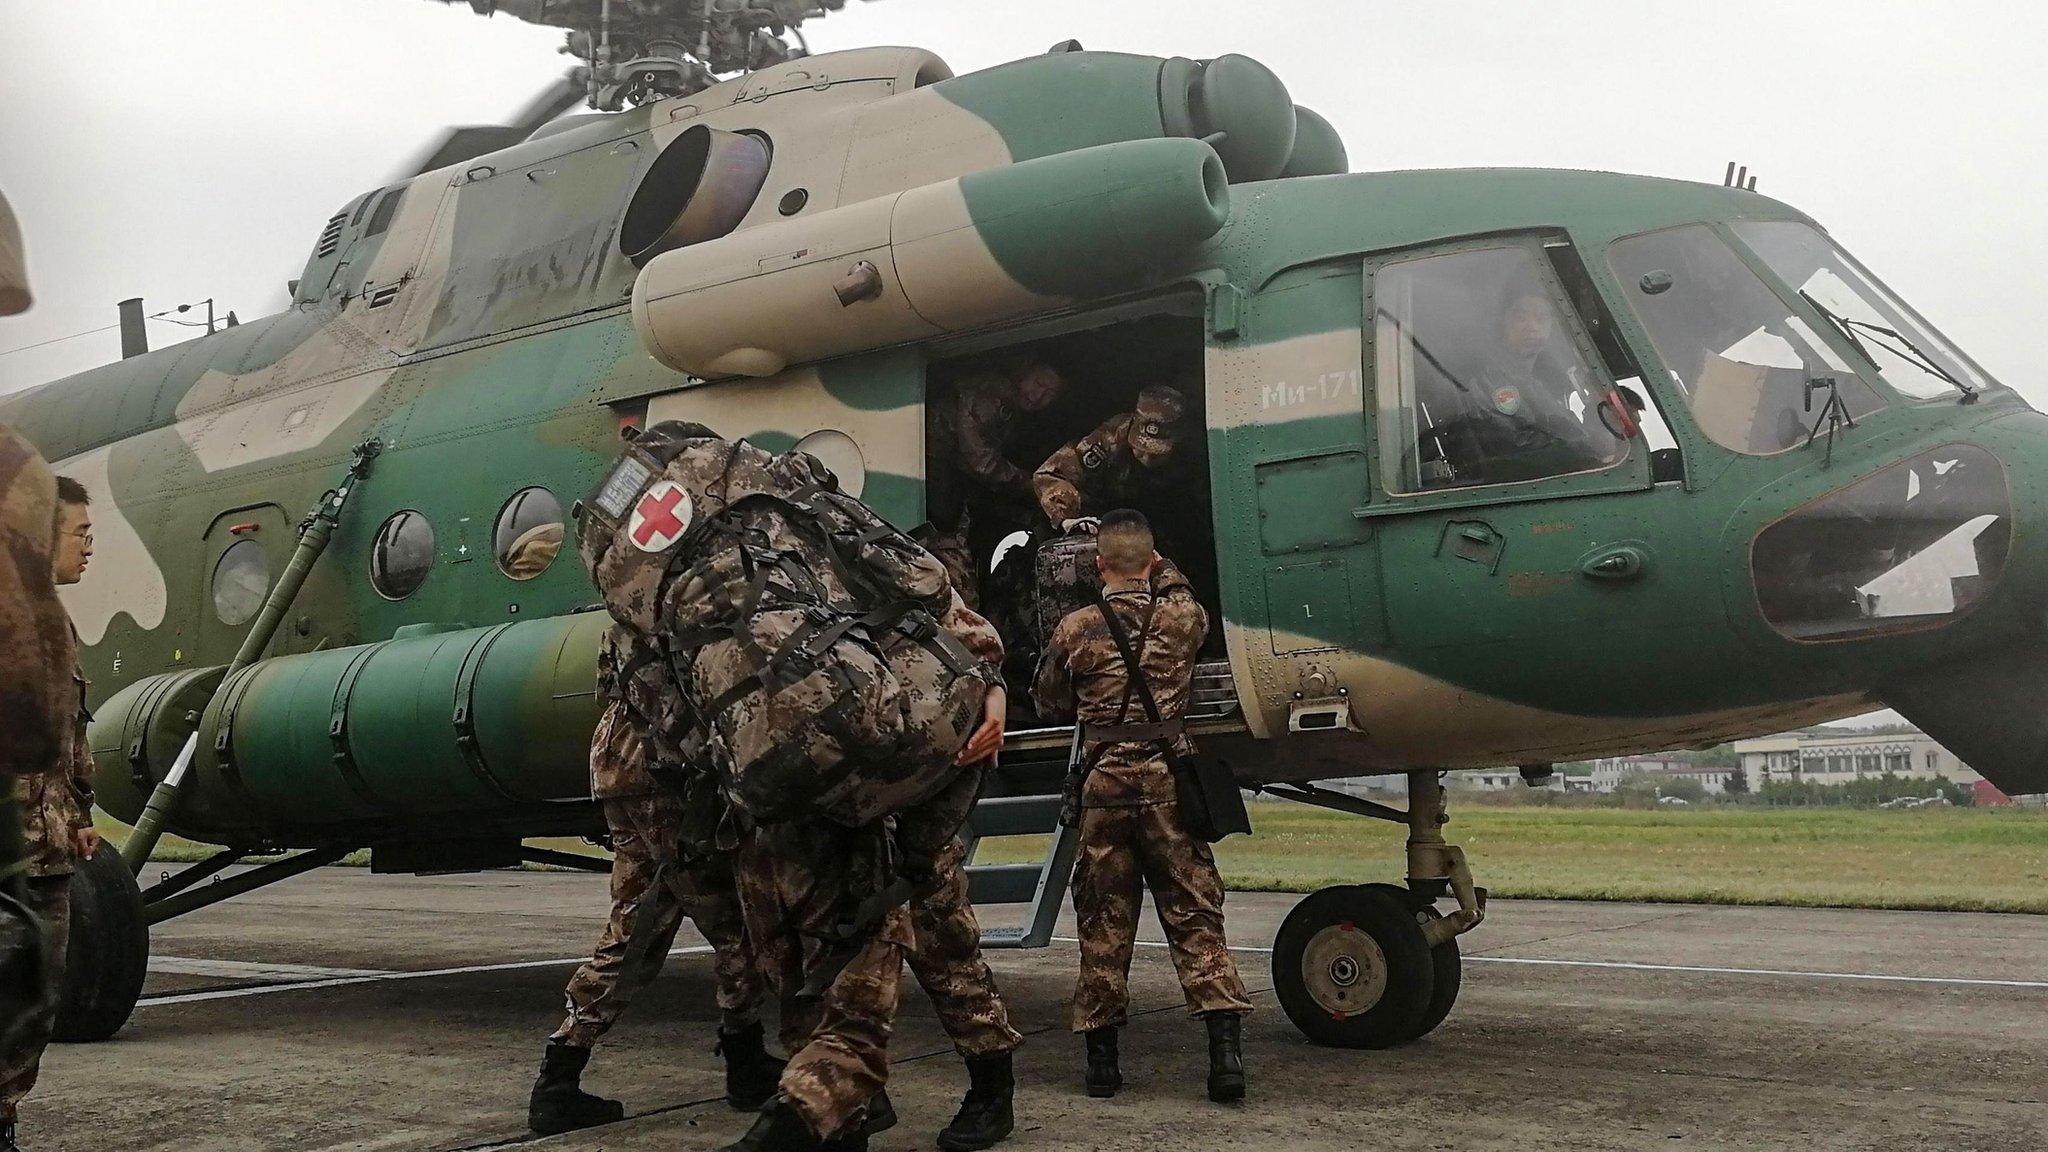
[1187,660,1240,721]
[964,791,1076,950]
[965,662,1239,950]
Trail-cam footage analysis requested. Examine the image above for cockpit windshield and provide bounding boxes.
[1729,221,1995,402]
[1608,224,1886,456]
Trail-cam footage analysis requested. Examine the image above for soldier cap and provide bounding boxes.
[1128,385,1188,458]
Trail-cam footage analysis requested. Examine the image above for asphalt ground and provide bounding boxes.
[28,869,2048,1152]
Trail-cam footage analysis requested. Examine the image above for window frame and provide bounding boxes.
[1725,219,2002,406]
[209,537,272,627]
[1602,220,1894,462]
[492,486,565,582]
[369,508,436,601]
[1359,232,1651,518]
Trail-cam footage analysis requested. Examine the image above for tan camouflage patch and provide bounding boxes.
[53,444,167,644]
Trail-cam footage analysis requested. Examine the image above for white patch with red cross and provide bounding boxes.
[627,481,694,552]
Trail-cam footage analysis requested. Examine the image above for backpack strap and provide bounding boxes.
[1087,591,1170,743]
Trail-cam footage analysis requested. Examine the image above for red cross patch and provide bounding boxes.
[627,481,693,552]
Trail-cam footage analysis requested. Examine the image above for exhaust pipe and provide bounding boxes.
[117,297,147,359]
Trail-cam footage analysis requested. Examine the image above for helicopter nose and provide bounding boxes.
[1860,415,2048,798]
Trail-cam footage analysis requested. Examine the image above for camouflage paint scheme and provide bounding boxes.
[1,45,2044,853]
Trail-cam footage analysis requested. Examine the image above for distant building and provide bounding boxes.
[1730,728,1983,789]
[1585,756,1740,795]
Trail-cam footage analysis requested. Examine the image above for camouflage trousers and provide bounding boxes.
[1068,801,1252,1032]
[908,837,1021,1058]
[0,876,68,1120]
[737,822,910,1142]
[554,792,759,1048]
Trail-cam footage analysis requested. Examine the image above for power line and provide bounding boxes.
[0,322,120,358]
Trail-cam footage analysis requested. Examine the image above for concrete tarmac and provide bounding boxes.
[30,869,2048,1152]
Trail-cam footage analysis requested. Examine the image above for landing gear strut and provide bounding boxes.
[1264,772,1484,1049]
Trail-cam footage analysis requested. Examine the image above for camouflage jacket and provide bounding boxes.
[591,625,663,799]
[0,189,27,314]
[1032,560,1207,808]
[927,369,1031,530]
[1032,413,1186,526]
[0,424,74,794]
[17,656,94,877]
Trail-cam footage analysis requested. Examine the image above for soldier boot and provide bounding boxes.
[718,1020,787,1111]
[1204,1013,1246,1103]
[1083,1026,1122,1098]
[936,1051,1014,1150]
[527,1040,625,1134]
[717,1098,822,1152]
[718,1091,892,1152]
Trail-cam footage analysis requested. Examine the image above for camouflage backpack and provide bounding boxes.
[578,422,988,828]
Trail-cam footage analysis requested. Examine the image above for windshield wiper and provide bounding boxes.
[1801,290,1977,402]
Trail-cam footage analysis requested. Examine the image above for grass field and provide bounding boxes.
[105,802,2048,914]
[976,802,2048,914]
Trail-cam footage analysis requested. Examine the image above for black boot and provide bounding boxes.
[1204,1013,1246,1103]
[820,1090,894,1152]
[718,1021,788,1112]
[937,1051,1016,1150]
[0,1119,17,1152]
[1083,1026,1122,1098]
[527,1040,625,1134]
[717,1097,824,1151]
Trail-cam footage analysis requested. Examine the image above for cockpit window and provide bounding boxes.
[1608,224,1886,456]
[1730,221,1994,402]
[1374,244,1631,494]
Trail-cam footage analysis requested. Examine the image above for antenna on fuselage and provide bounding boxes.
[1723,161,1758,191]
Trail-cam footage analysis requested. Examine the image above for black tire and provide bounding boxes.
[1385,890,1461,1042]
[53,847,150,1042]
[1272,884,1434,1049]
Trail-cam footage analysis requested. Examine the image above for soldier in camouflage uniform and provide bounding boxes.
[1032,385,1190,535]
[528,624,780,1136]
[727,595,1011,1152]
[1033,508,1250,1105]
[922,358,1065,608]
[0,477,98,1151]
[578,423,1013,1151]
[905,833,1024,1150]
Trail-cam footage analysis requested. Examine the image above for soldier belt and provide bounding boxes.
[1081,718,1183,744]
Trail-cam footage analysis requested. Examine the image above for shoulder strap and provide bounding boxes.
[1093,591,1164,727]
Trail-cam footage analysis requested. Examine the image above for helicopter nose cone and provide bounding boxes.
[1860,415,2048,797]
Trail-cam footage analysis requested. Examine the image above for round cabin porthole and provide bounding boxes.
[495,487,565,581]
[371,510,435,600]
[211,539,271,626]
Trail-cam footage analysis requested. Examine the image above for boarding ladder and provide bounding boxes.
[967,660,1241,948]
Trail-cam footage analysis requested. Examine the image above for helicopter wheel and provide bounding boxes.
[1368,883,1462,1042]
[53,847,150,1042]
[1272,884,1435,1049]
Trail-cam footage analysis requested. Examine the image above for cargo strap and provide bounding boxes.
[795,872,917,1001]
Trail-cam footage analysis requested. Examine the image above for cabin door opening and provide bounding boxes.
[922,309,1219,716]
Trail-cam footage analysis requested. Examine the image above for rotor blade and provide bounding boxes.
[394,70,587,179]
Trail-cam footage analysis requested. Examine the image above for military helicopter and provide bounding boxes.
[3,4,2043,1055]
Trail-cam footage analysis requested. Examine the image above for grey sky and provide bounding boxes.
[3,0,2044,402]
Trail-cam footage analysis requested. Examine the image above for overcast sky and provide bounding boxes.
[3,0,2045,401]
